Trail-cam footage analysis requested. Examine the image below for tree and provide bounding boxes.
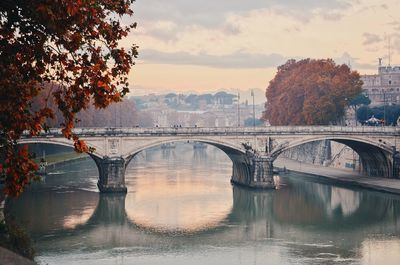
[349,93,371,110]
[348,93,371,125]
[0,0,137,196]
[357,105,400,125]
[263,59,363,125]
[244,118,264,127]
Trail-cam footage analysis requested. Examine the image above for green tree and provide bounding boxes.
[263,59,363,125]
[357,105,400,125]
[244,118,263,127]
[349,93,371,125]
[349,93,371,109]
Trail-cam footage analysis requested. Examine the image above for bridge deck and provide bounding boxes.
[23,126,400,137]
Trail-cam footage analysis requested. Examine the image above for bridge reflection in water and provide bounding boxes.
[7,179,400,263]
[5,144,400,264]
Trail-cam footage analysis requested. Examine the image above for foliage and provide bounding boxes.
[0,218,34,260]
[31,84,138,127]
[214,91,236,105]
[263,59,363,125]
[0,0,137,196]
[357,105,400,125]
[244,118,264,127]
[349,93,371,110]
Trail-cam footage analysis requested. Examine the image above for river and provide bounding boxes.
[5,143,400,265]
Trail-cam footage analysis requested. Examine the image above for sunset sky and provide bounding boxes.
[125,0,400,96]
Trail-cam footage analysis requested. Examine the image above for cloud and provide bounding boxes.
[392,33,400,54]
[362,33,383,46]
[134,0,353,34]
[335,52,377,70]
[388,21,400,32]
[139,49,289,69]
[319,10,345,21]
[137,20,181,42]
[138,49,379,71]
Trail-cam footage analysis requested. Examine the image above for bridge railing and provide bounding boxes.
[22,125,400,137]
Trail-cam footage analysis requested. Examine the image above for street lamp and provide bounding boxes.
[237,92,240,127]
[383,91,387,126]
[251,90,255,129]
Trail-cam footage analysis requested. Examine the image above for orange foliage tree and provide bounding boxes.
[31,83,138,128]
[0,0,137,196]
[263,59,363,125]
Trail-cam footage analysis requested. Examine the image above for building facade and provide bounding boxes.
[361,65,400,106]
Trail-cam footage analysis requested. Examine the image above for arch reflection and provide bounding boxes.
[6,190,99,235]
[124,173,233,233]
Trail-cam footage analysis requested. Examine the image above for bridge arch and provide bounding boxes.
[17,138,114,192]
[271,135,395,178]
[123,138,253,186]
[125,138,245,158]
[17,138,103,159]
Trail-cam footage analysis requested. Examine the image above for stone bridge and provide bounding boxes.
[19,126,400,192]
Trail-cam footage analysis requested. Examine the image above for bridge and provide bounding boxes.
[20,126,400,192]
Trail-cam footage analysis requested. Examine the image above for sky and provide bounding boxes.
[123,0,400,97]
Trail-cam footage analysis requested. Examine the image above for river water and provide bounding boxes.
[6,143,400,265]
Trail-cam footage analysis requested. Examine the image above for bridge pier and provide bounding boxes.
[94,157,127,193]
[231,154,276,189]
[250,156,276,189]
[393,152,400,179]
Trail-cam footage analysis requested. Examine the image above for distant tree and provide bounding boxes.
[214,91,236,105]
[165,93,177,98]
[357,105,400,125]
[349,93,371,110]
[244,118,264,127]
[263,59,363,125]
[198,94,213,104]
[32,85,138,127]
[133,98,146,111]
[137,112,154,127]
[348,93,371,125]
[356,105,371,122]
[214,91,229,97]
[0,1,137,196]
[184,94,199,109]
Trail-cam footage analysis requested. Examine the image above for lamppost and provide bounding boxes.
[383,91,387,126]
[237,92,240,127]
[251,90,255,129]
[344,97,348,126]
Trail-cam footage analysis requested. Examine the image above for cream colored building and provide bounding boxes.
[361,65,400,106]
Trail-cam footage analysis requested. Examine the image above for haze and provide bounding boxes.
[123,0,400,95]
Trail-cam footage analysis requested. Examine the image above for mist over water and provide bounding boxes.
[6,143,400,265]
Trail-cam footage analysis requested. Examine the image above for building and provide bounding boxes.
[361,65,400,106]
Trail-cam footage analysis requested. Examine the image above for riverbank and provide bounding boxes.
[275,158,400,195]
[34,152,88,172]
[0,247,36,265]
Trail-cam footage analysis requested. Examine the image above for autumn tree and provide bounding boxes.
[0,0,137,196]
[31,84,138,128]
[263,59,363,125]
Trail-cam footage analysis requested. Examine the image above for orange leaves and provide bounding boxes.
[66,0,83,16]
[97,80,110,91]
[0,145,39,197]
[1,0,136,197]
[73,138,89,153]
[264,59,363,126]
